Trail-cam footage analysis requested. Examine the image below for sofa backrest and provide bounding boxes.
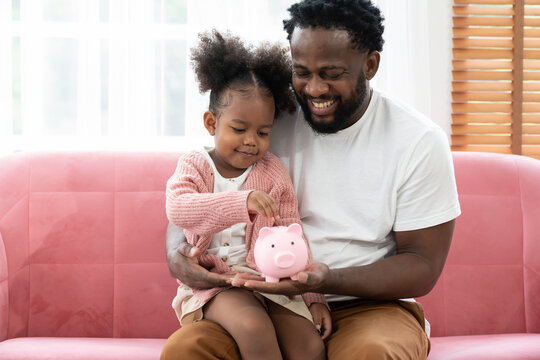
[418,151,540,337]
[0,152,182,339]
[1,151,539,340]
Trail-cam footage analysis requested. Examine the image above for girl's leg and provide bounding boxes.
[266,300,326,360]
[203,288,282,360]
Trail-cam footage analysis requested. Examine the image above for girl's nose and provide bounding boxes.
[243,134,256,145]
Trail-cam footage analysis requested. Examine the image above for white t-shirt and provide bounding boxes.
[269,89,461,302]
[199,149,251,266]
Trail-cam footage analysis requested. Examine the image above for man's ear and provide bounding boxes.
[203,110,217,136]
[364,51,380,81]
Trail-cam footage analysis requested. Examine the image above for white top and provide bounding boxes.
[270,89,461,304]
[199,149,252,266]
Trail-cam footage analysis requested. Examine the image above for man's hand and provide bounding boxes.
[166,223,233,289]
[309,303,332,340]
[230,263,330,296]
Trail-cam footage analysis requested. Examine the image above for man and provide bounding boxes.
[161,0,460,359]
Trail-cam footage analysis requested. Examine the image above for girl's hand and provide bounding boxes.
[309,302,332,340]
[247,191,279,219]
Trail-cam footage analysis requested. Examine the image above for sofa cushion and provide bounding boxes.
[0,152,182,339]
[418,152,540,336]
[428,333,540,359]
[0,337,166,360]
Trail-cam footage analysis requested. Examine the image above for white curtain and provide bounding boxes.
[0,0,452,154]
[373,0,453,135]
[187,0,455,141]
[184,0,296,141]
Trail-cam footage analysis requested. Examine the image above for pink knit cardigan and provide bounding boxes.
[166,150,326,307]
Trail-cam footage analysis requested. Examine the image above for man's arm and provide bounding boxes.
[323,219,454,299]
[234,219,455,300]
[166,222,233,289]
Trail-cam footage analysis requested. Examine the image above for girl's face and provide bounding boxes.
[204,89,275,178]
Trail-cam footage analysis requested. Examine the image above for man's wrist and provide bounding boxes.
[320,267,339,295]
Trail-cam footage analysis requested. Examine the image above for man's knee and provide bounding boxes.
[327,330,429,360]
[160,328,182,360]
[361,335,428,360]
[354,337,395,360]
[328,336,423,360]
[160,321,240,360]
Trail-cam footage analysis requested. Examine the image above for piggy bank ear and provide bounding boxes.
[286,223,303,236]
[258,227,274,239]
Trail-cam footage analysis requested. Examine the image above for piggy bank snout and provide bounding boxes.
[274,251,296,269]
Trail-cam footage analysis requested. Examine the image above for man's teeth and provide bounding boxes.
[311,100,335,109]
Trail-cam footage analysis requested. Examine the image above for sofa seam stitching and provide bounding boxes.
[112,154,117,338]
[26,155,31,337]
[514,156,527,333]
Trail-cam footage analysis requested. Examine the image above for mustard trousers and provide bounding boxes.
[160,300,430,360]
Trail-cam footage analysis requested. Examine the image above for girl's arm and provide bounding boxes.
[166,153,253,235]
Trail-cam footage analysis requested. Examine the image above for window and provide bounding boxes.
[0,0,453,154]
[451,0,540,160]
[0,0,296,153]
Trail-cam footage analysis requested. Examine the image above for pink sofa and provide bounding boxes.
[0,151,539,359]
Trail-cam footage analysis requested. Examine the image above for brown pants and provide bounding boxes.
[160,300,430,360]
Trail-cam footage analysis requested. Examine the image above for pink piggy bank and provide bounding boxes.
[254,223,308,283]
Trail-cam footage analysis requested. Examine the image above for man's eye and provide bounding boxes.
[294,71,310,79]
[231,127,245,133]
[324,72,344,80]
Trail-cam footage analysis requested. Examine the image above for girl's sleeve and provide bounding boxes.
[302,293,329,309]
[270,160,329,309]
[166,153,254,235]
[272,165,315,264]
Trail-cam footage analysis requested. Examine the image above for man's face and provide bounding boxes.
[290,27,371,134]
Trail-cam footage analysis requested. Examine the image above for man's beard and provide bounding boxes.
[296,72,368,134]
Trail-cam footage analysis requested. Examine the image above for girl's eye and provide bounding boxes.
[231,127,245,133]
[258,131,269,137]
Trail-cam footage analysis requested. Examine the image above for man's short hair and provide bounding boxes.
[283,0,385,53]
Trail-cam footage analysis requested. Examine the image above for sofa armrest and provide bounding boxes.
[0,231,8,341]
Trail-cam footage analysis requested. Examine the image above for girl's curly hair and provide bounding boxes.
[190,30,296,118]
[283,0,384,53]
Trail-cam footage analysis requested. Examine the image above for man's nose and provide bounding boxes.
[305,76,329,98]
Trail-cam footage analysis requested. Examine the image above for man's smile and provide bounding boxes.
[308,98,338,117]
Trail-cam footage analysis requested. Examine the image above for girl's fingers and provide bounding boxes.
[263,197,278,218]
[250,192,279,218]
[269,199,279,218]
[259,198,275,218]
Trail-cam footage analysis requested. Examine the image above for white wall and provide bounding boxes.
[186,0,455,138]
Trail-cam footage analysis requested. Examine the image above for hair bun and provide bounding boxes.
[191,30,252,94]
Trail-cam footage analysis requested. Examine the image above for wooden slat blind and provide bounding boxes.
[451,0,540,160]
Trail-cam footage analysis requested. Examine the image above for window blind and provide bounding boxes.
[451,0,540,160]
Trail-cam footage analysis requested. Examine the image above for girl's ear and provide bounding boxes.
[203,110,217,136]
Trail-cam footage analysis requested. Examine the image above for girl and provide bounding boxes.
[165,30,330,360]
